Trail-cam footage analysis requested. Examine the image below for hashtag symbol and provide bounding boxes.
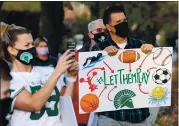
[97,77,104,84]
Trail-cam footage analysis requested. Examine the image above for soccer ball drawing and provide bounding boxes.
[152,68,171,84]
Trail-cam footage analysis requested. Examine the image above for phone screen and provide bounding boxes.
[67,41,76,59]
[67,41,76,52]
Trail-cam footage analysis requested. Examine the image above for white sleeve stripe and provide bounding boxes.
[10,97,16,113]
[11,87,24,99]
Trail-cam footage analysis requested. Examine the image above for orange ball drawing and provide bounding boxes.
[118,50,140,63]
[80,93,99,113]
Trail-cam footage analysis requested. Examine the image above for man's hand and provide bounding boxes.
[141,44,154,54]
[104,45,118,56]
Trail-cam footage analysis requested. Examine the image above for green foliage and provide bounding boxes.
[88,1,178,45]
[2,1,177,46]
[2,2,41,12]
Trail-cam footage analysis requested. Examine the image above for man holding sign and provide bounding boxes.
[91,5,154,126]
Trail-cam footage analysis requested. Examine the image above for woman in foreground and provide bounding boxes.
[1,23,78,126]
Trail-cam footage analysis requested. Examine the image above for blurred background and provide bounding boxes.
[0,1,178,125]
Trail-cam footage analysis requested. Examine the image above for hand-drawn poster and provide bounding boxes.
[78,47,173,114]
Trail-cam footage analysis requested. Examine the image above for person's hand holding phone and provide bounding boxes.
[54,50,75,76]
[67,41,76,59]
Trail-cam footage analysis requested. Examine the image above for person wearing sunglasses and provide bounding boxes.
[74,19,108,126]
[79,19,108,52]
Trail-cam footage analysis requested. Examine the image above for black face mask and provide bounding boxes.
[0,98,12,125]
[14,47,36,65]
[93,32,108,44]
[114,22,129,38]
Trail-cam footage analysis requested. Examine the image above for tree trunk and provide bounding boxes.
[0,1,3,10]
[39,2,64,57]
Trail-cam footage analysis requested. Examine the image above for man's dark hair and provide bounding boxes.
[0,58,12,81]
[103,5,126,25]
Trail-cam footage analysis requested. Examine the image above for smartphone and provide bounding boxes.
[67,41,76,59]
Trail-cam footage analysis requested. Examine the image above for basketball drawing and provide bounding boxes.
[152,68,171,85]
[118,50,140,63]
[153,48,172,66]
[80,93,99,113]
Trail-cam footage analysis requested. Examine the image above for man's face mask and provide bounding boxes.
[93,32,108,44]
[113,22,129,38]
[14,47,36,65]
[36,47,49,56]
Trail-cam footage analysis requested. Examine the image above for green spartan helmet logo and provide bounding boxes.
[114,89,136,109]
[20,52,33,63]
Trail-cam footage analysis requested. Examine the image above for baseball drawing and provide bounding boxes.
[153,48,172,66]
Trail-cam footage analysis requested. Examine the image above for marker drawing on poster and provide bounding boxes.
[78,47,173,114]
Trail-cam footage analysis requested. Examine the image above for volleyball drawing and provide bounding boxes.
[153,48,172,66]
[118,50,140,63]
[152,87,166,100]
[152,68,171,84]
[80,93,99,113]
[149,87,169,105]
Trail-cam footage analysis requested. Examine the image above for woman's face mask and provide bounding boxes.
[36,47,49,56]
[14,47,36,65]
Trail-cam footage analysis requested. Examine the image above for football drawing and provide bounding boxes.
[118,50,140,63]
[153,48,172,66]
[152,68,171,84]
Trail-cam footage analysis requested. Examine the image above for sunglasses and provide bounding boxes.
[91,28,107,34]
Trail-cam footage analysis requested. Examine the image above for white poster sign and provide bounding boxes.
[79,47,173,114]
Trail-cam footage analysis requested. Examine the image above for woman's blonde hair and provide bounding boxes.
[0,22,31,62]
[34,37,48,47]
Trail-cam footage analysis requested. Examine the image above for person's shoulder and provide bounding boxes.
[78,41,91,52]
[33,66,54,74]
[9,72,27,85]
[49,55,58,61]
[10,72,21,81]
[49,55,58,67]
[128,36,146,48]
[129,36,145,44]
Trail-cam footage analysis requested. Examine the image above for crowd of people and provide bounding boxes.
[1,5,164,126]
